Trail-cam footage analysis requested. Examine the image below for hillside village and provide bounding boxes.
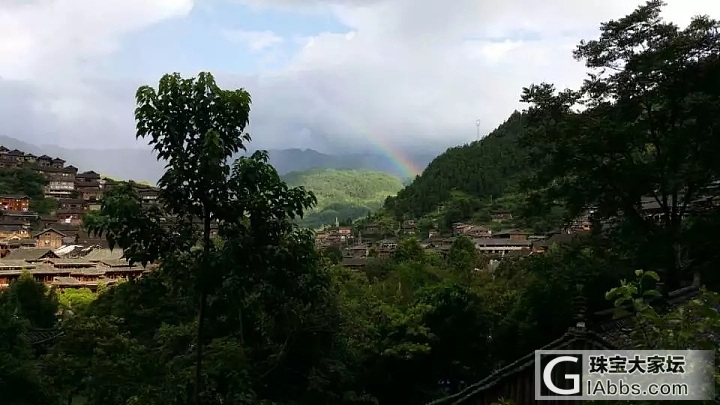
[315,213,593,270]
[317,189,720,270]
[5,141,718,292]
[0,145,159,290]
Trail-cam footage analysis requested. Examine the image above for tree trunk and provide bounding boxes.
[194,290,207,405]
[194,208,212,405]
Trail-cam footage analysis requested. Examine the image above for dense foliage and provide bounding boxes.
[384,112,529,219]
[0,167,56,214]
[2,4,720,404]
[283,168,404,228]
[0,168,46,199]
[520,0,720,289]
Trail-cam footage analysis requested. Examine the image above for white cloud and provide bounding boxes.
[0,0,193,148]
[1,0,719,153]
[223,29,284,51]
[225,0,720,152]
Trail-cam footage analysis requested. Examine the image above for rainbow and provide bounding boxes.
[373,139,424,179]
[299,84,425,179]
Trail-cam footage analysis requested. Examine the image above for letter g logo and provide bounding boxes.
[543,356,580,395]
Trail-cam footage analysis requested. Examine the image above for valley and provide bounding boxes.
[282,168,404,229]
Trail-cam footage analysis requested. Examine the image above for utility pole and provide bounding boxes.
[475,119,481,141]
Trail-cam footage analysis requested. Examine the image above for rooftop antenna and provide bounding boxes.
[475,119,481,141]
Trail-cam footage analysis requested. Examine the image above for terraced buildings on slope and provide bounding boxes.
[0,145,160,289]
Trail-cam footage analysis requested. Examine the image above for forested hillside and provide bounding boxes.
[282,168,404,228]
[384,111,529,219]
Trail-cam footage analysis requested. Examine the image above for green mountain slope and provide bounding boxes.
[282,168,404,228]
[384,111,530,218]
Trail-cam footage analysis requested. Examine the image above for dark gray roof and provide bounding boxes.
[428,328,615,405]
[2,248,58,261]
[21,328,63,345]
[475,239,532,247]
[341,257,367,267]
[33,228,67,238]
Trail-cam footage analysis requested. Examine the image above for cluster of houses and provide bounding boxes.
[324,220,583,270]
[325,193,706,270]
[0,246,148,290]
[0,145,159,289]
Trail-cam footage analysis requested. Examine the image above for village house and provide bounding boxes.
[1,210,38,222]
[57,198,87,211]
[491,210,513,222]
[0,154,23,169]
[51,157,65,169]
[452,222,470,235]
[36,155,53,167]
[532,232,591,255]
[56,207,85,225]
[87,200,102,211]
[37,215,58,229]
[492,229,530,241]
[1,238,36,251]
[6,149,25,161]
[457,224,492,238]
[341,257,367,269]
[344,244,369,258]
[421,237,455,248]
[401,220,416,235]
[0,247,148,290]
[2,248,59,263]
[76,186,101,201]
[34,228,67,250]
[566,212,593,233]
[0,224,30,240]
[474,238,532,257]
[75,170,101,185]
[38,166,77,198]
[377,239,398,250]
[135,183,159,205]
[0,195,30,211]
[0,260,40,288]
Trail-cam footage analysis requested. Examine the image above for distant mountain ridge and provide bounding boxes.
[241,148,435,181]
[0,136,437,183]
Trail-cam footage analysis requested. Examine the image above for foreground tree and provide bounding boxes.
[0,271,59,329]
[87,72,318,403]
[520,0,720,288]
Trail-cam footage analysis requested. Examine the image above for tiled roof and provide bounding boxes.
[341,257,367,267]
[594,285,705,349]
[2,248,57,261]
[21,328,63,345]
[33,228,67,238]
[81,248,124,262]
[0,260,37,269]
[474,239,532,247]
[428,327,615,405]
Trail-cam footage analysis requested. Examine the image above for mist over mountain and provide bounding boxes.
[0,136,438,183]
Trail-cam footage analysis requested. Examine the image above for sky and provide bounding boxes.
[0,0,719,155]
